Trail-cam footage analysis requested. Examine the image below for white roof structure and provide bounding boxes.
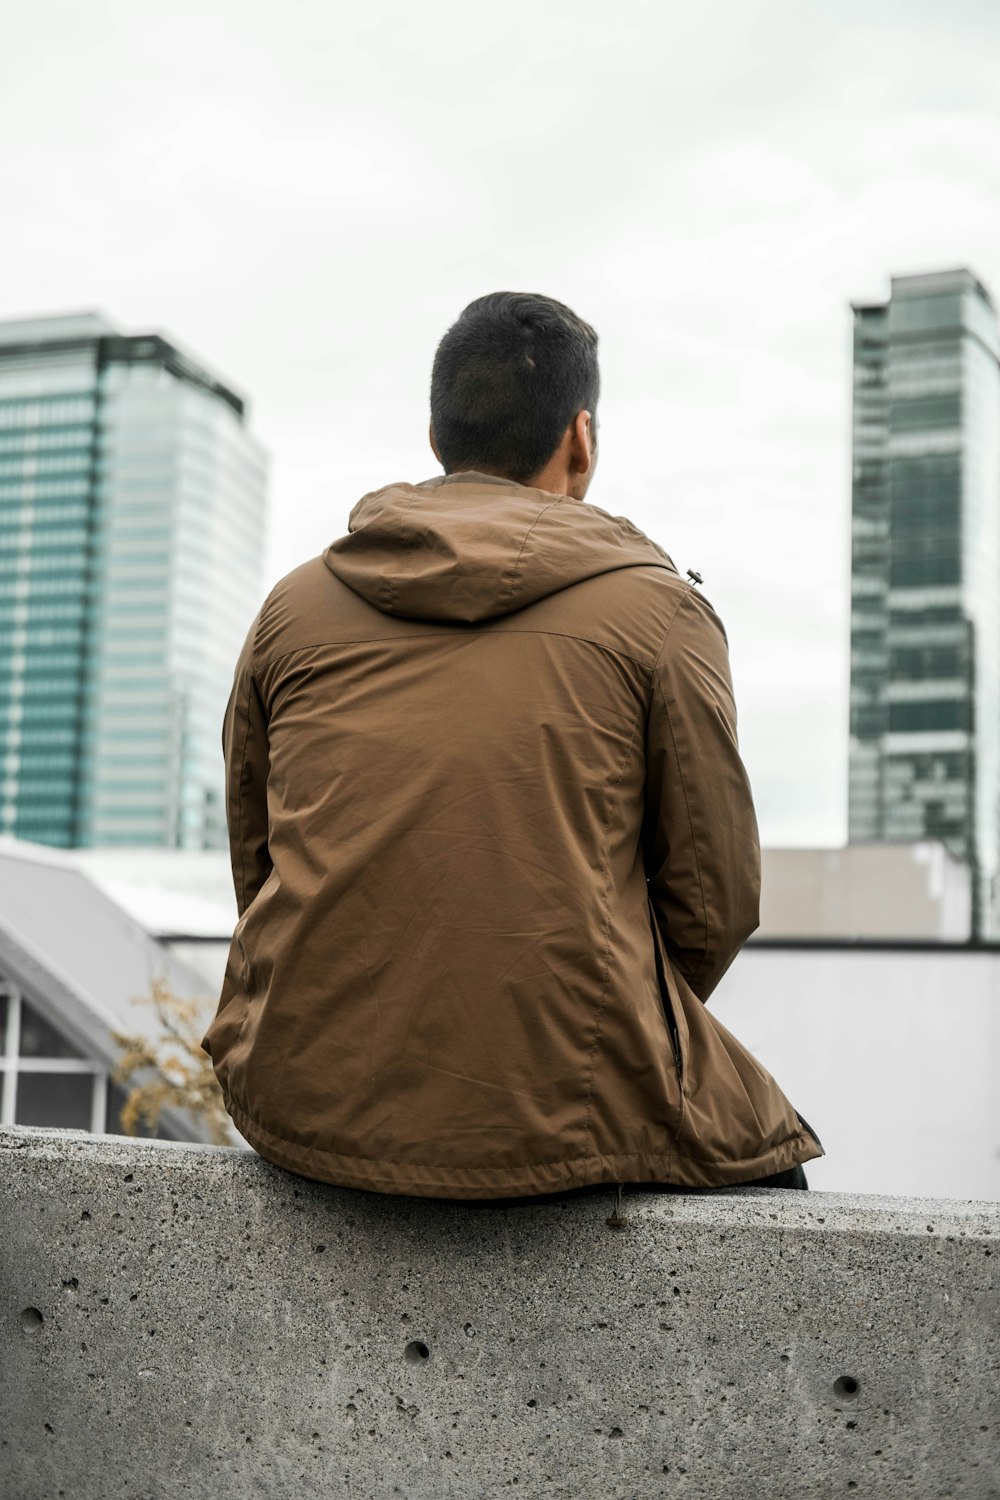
[0,837,232,1141]
[70,846,238,938]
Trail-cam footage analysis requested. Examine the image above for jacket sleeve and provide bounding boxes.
[643,588,760,1002]
[223,608,272,918]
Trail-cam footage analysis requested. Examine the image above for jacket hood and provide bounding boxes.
[323,471,678,622]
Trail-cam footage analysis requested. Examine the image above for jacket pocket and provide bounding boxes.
[648,896,685,1089]
[235,932,255,996]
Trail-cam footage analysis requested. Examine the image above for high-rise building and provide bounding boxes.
[0,313,267,850]
[848,270,1000,936]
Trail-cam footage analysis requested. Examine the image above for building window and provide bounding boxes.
[17,998,86,1058]
[14,1070,95,1129]
[0,983,173,1139]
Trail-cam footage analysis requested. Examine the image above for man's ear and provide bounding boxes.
[429,422,443,466]
[573,410,595,475]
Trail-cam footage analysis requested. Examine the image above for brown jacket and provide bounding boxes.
[202,472,822,1197]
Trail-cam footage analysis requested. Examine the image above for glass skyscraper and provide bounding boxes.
[848,270,1000,937]
[0,313,267,850]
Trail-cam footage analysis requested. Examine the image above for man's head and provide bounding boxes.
[429,291,599,501]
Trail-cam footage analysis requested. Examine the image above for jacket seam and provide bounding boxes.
[578,690,648,1143]
[227,1100,676,1170]
[255,629,658,676]
[669,1125,816,1165]
[651,591,710,991]
[233,701,253,916]
[225,1100,815,1179]
[234,602,271,916]
[646,586,691,706]
[501,503,559,612]
[388,490,418,612]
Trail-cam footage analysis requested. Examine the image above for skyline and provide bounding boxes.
[6,1,1000,845]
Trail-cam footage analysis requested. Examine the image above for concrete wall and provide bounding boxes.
[2,1127,998,1499]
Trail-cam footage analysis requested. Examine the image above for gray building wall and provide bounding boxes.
[759,842,972,941]
[713,942,1000,1200]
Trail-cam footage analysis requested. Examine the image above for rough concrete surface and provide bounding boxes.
[1,1125,998,1500]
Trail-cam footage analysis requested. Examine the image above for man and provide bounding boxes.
[202,291,822,1199]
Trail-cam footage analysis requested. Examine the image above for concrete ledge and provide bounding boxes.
[2,1126,998,1499]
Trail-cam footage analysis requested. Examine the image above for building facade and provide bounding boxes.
[848,270,1000,936]
[0,313,267,850]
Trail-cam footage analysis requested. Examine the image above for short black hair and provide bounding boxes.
[430,291,599,485]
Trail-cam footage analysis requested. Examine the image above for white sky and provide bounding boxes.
[4,0,1000,845]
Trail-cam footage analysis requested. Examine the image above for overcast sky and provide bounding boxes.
[4,0,1000,845]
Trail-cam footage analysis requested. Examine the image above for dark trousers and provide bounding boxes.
[450,1162,808,1209]
[650,1163,809,1192]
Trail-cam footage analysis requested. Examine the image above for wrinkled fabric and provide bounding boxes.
[202,471,822,1197]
